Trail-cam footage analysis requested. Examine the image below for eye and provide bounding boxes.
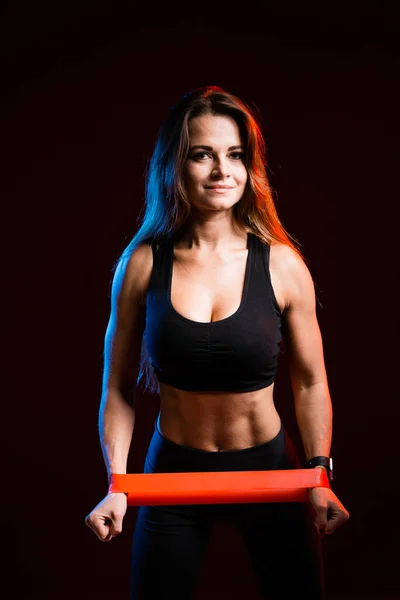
[192,151,212,160]
[230,152,245,160]
[191,151,245,161]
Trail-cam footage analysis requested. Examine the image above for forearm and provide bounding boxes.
[293,381,333,461]
[98,387,136,484]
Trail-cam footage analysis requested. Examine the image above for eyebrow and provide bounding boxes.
[189,145,245,151]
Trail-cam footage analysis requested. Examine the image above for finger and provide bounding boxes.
[314,521,327,536]
[326,509,350,534]
[88,515,111,541]
[98,522,112,541]
[85,515,99,535]
[104,531,120,542]
[314,522,327,537]
[313,504,328,535]
[109,511,125,536]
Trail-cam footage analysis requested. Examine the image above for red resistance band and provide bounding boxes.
[109,469,330,506]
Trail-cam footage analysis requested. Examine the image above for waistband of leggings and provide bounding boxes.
[155,412,285,455]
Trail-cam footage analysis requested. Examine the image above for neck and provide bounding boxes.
[175,215,248,251]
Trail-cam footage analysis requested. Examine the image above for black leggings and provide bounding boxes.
[130,416,325,599]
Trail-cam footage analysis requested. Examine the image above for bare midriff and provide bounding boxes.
[157,380,281,452]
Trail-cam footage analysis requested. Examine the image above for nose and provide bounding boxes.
[211,156,231,179]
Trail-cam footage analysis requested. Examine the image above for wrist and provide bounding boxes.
[305,456,333,482]
[108,473,128,496]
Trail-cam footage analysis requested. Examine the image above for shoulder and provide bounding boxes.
[269,242,315,312]
[115,241,154,308]
[269,242,303,272]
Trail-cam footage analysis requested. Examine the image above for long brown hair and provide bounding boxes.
[113,86,306,395]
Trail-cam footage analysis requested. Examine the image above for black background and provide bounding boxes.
[1,2,399,599]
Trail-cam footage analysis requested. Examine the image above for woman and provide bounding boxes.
[85,86,349,599]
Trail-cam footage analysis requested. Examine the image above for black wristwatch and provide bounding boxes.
[305,456,333,482]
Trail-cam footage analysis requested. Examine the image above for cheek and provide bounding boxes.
[183,167,195,190]
[184,162,197,178]
[185,164,207,186]
[237,165,248,186]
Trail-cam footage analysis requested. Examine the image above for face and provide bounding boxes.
[184,114,248,214]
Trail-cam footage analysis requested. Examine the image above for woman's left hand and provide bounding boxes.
[308,485,350,537]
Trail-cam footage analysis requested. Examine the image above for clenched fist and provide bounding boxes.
[85,492,128,542]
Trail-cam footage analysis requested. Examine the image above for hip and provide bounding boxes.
[144,415,301,475]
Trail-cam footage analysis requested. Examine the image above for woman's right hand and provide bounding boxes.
[85,492,128,542]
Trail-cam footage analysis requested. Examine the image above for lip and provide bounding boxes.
[205,186,234,189]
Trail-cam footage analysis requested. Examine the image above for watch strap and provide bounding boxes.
[305,456,333,481]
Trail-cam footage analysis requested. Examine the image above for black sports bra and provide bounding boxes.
[144,232,283,392]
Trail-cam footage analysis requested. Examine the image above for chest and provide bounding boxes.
[170,244,286,323]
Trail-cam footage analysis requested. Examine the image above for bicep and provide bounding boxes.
[282,253,328,391]
[102,247,149,395]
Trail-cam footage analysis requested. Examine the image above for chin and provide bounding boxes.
[198,192,242,206]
